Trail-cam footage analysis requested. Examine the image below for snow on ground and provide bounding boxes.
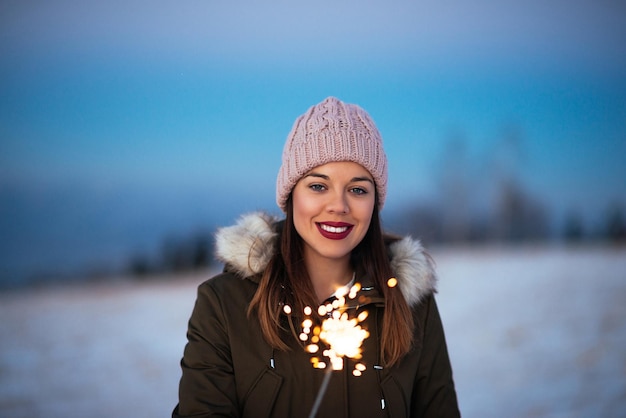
[0,246,625,418]
[435,245,626,418]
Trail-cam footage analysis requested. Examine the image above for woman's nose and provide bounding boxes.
[327,190,349,214]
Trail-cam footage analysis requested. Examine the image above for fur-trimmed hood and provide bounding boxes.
[215,212,437,307]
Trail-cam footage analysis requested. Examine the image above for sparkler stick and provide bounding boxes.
[307,364,333,418]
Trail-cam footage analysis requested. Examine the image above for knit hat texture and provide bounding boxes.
[276,96,388,212]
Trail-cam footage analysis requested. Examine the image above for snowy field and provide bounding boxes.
[1,245,624,418]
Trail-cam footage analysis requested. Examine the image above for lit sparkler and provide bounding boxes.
[283,282,371,418]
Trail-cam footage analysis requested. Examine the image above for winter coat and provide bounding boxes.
[173,213,459,418]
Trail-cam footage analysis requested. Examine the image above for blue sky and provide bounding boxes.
[1,1,625,282]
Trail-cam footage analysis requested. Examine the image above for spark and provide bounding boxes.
[294,282,370,372]
[284,280,372,418]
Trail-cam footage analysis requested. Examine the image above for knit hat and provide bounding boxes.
[276,97,388,212]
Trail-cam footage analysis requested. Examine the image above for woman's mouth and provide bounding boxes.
[316,222,353,240]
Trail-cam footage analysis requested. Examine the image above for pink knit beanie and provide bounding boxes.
[276,97,388,212]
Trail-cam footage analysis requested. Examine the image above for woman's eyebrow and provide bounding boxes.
[303,172,374,184]
[303,172,329,180]
[351,176,374,184]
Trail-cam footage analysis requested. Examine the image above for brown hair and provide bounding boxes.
[247,195,414,366]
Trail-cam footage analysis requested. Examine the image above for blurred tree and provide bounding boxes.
[395,122,551,245]
[394,204,444,245]
[489,124,549,242]
[191,234,213,268]
[127,230,215,279]
[160,231,215,273]
[605,202,626,243]
[563,210,585,242]
[438,132,471,243]
[162,236,189,272]
[128,254,153,278]
[492,178,549,241]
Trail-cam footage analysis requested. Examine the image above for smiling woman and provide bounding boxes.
[173,97,459,418]
[292,161,376,298]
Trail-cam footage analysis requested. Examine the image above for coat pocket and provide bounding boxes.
[380,374,407,418]
[242,368,283,418]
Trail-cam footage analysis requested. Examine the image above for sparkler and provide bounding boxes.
[283,282,371,418]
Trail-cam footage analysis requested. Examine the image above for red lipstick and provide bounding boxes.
[316,222,353,240]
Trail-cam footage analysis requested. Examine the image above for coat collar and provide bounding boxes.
[215,212,437,307]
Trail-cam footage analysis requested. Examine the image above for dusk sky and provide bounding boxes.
[1,1,625,283]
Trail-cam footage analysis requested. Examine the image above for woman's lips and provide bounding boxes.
[316,222,353,240]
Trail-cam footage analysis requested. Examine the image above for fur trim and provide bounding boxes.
[215,212,278,277]
[389,237,437,306]
[214,212,437,306]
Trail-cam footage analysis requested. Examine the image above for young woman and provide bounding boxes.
[173,97,460,417]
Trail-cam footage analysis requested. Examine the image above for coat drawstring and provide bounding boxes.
[372,308,388,415]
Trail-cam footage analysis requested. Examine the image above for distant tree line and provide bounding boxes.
[390,198,625,246]
[126,201,625,281]
[127,231,216,279]
[562,203,626,244]
[386,126,625,246]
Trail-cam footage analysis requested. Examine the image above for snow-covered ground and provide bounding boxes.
[1,245,624,417]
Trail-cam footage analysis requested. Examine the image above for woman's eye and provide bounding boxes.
[309,184,326,192]
[350,187,368,195]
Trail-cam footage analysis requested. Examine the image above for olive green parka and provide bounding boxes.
[173,213,459,418]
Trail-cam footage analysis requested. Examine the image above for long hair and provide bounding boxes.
[247,195,414,366]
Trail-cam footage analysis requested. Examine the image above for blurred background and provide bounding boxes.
[1,0,625,417]
[2,0,625,285]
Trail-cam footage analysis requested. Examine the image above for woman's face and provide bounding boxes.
[292,161,376,267]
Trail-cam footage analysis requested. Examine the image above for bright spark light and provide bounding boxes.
[297,280,384,418]
[293,283,371,372]
[319,313,369,361]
